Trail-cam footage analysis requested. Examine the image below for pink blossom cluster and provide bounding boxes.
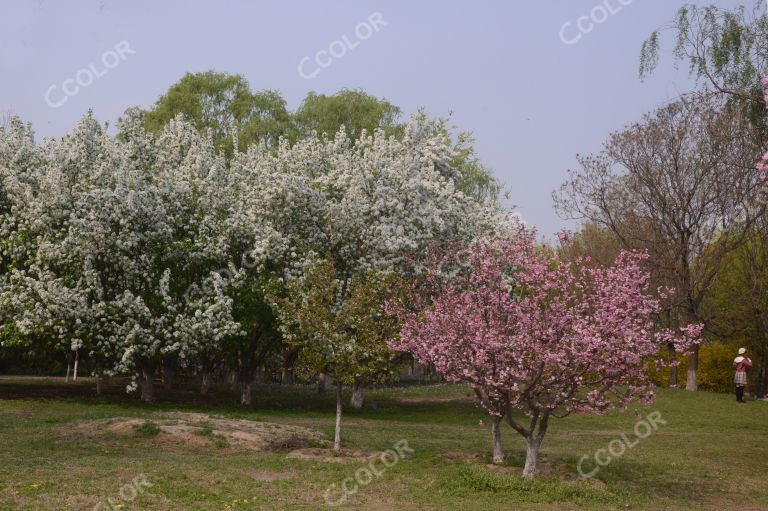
[389,232,702,421]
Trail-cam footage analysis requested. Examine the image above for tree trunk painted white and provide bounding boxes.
[201,372,211,395]
[65,354,71,383]
[522,436,541,479]
[491,416,504,464]
[240,382,252,406]
[72,350,79,382]
[685,345,698,391]
[685,370,697,391]
[334,381,343,452]
[350,379,364,409]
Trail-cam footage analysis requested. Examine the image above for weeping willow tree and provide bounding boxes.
[640,2,768,139]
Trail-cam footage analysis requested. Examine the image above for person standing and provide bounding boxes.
[733,348,752,403]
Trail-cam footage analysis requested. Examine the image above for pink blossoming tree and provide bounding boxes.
[389,231,702,479]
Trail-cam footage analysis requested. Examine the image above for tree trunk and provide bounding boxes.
[491,416,504,464]
[96,374,109,395]
[162,356,175,391]
[236,335,257,401]
[522,436,542,479]
[518,411,549,480]
[240,382,252,406]
[334,381,343,452]
[65,352,72,383]
[350,379,364,409]
[201,372,211,395]
[139,364,154,403]
[281,347,299,385]
[317,372,328,394]
[72,349,79,382]
[667,342,678,388]
[685,344,699,391]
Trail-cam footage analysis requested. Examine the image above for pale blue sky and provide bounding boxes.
[0,0,755,236]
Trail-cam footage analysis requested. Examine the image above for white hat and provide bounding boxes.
[738,348,746,355]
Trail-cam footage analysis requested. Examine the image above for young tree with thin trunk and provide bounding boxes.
[390,235,701,478]
[277,258,401,452]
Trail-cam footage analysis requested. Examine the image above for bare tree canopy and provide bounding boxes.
[554,95,766,391]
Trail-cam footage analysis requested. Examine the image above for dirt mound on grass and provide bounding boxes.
[286,447,383,463]
[71,412,326,452]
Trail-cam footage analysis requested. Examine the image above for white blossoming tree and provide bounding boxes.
[1,114,244,401]
[0,117,44,353]
[251,125,513,446]
[1,112,511,414]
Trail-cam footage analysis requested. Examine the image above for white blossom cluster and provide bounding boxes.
[0,112,513,389]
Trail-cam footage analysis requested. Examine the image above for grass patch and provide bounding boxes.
[132,420,160,438]
[444,465,609,503]
[194,423,230,448]
[1,377,767,510]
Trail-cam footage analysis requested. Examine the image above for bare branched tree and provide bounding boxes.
[554,95,766,391]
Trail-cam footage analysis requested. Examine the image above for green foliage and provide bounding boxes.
[142,71,291,155]
[650,341,749,393]
[0,319,25,350]
[558,223,623,267]
[278,258,403,385]
[639,31,659,79]
[639,2,768,139]
[696,341,740,392]
[293,88,403,141]
[225,272,283,356]
[699,223,768,394]
[135,73,500,204]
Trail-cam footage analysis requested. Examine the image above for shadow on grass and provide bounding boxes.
[0,377,479,425]
[560,453,722,503]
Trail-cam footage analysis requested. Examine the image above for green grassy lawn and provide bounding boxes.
[0,377,766,510]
